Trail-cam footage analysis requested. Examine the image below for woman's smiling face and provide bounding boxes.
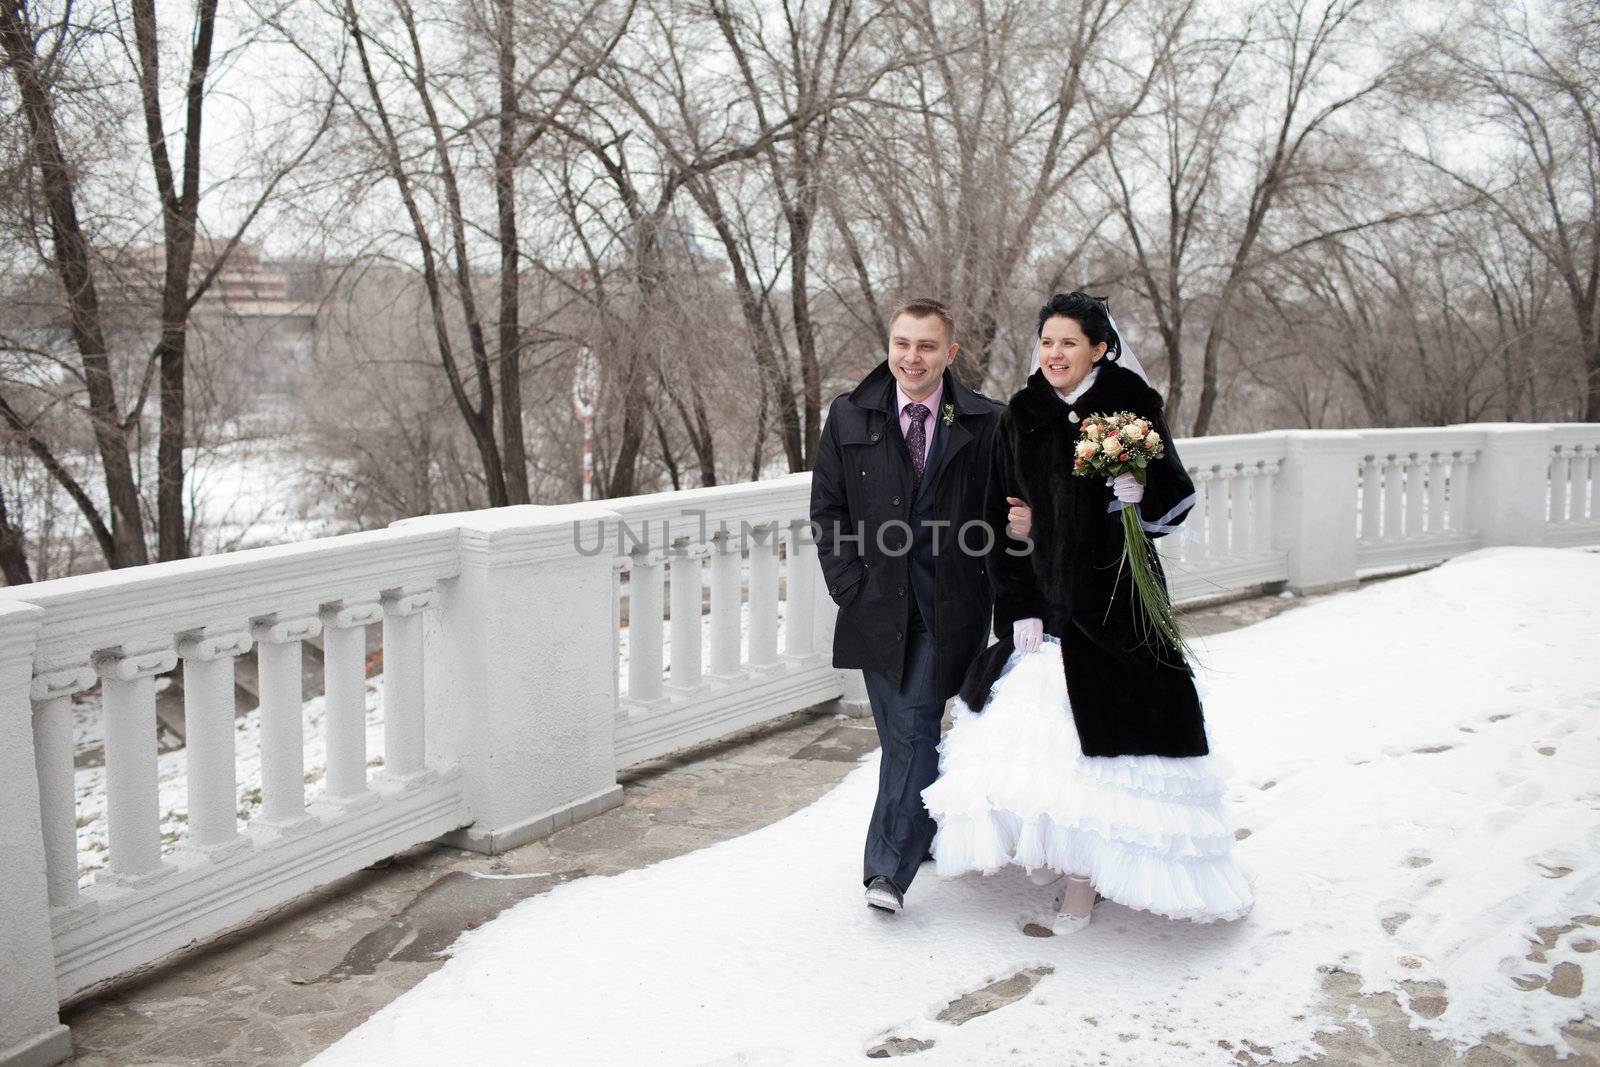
[1037,314,1107,396]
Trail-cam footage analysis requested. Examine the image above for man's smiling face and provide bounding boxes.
[887,311,958,402]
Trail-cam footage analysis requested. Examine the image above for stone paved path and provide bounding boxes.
[57,587,1598,1065]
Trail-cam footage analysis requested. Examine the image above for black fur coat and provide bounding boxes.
[956,360,1209,758]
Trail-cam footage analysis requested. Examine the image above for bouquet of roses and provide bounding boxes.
[1071,411,1194,664]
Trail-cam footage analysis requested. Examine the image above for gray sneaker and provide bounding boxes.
[865,876,904,913]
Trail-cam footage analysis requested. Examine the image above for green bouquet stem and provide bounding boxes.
[1111,472,1198,667]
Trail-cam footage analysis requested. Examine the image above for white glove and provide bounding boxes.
[1108,472,1145,503]
[1013,617,1043,653]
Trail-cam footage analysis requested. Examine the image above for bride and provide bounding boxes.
[921,291,1253,933]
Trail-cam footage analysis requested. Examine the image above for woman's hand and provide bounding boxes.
[1107,472,1144,504]
[1013,617,1044,653]
[1005,496,1032,538]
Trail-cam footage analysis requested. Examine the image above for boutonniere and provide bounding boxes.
[942,402,955,427]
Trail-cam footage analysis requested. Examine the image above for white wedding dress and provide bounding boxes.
[922,636,1253,922]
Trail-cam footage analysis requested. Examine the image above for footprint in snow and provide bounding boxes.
[867,965,1056,1055]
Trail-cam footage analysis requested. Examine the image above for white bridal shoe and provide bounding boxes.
[1027,867,1064,887]
[1051,875,1096,935]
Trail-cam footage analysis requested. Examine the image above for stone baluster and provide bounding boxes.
[1218,465,1245,557]
[783,523,818,660]
[627,549,665,702]
[1404,453,1426,540]
[382,588,434,785]
[251,613,320,831]
[668,541,707,693]
[1548,447,1571,524]
[1583,448,1598,521]
[1381,455,1405,542]
[30,665,97,910]
[1359,454,1383,541]
[177,628,254,858]
[747,522,781,667]
[1253,461,1278,557]
[95,646,179,885]
[1203,469,1228,558]
[706,529,743,677]
[1447,452,1475,534]
[319,599,382,809]
[1182,470,1207,562]
[1424,452,1448,534]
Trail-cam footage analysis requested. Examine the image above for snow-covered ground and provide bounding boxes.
[309,547,1600,1065]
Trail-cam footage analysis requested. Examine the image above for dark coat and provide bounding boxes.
[810,361,1005,699]
[958,360,1210,758]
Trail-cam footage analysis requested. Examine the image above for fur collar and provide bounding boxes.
[1008,360,1160,432]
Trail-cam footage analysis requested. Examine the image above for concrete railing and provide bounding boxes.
[2,422,1598,1067]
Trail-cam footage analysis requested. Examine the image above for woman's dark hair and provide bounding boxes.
[1036,291,1121,361]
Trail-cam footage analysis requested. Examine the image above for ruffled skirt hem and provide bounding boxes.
[923,637,1253,924]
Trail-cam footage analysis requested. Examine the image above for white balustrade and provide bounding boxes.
[320,600,383,808]
[252,613,320,830]
[1,602,72,1067]
[668,542,707,693]
[1183,474,1208,565]
[1544,430,1600,546]
[177,628,254,858]
[1251,460,1278,553]
[1425,452,1448,533]
[30,666,97,909]
[1,521,467,1011]
[604,476,846,764]
[381,588,433,784]
[1580,447,1593,521]
[707,530,743,676]
[626,550,666,703]
[1404,454,1426,536]
[1203,468,1228,558]
[1359,455,1382,541]
[783,525,818,660]
[746,522,781,667]
[1164,436,1291,602]
[1382,455,1405,540]
[1549,448,1571,522]
[1447,452,1473,533]
[96,647,178,885]
[1353,429,1486,572]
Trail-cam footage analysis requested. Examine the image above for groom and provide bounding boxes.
[810,298,1009,914]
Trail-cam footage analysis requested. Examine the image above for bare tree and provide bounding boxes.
[1410,0,1599,419]
[706,0,897,467]
[1,0,331,572]
[1100,0,1419,434]
[831,0,1169,389]
[545,0,844,490]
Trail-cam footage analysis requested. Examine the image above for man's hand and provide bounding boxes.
[1005,496,1033,538]
[1013,617,1044,653]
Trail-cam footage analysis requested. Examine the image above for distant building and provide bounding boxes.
[189,242,322,401]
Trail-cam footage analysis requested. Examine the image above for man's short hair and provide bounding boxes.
[890,298,955,343]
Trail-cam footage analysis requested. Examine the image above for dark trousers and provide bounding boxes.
[861,614,943,893]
